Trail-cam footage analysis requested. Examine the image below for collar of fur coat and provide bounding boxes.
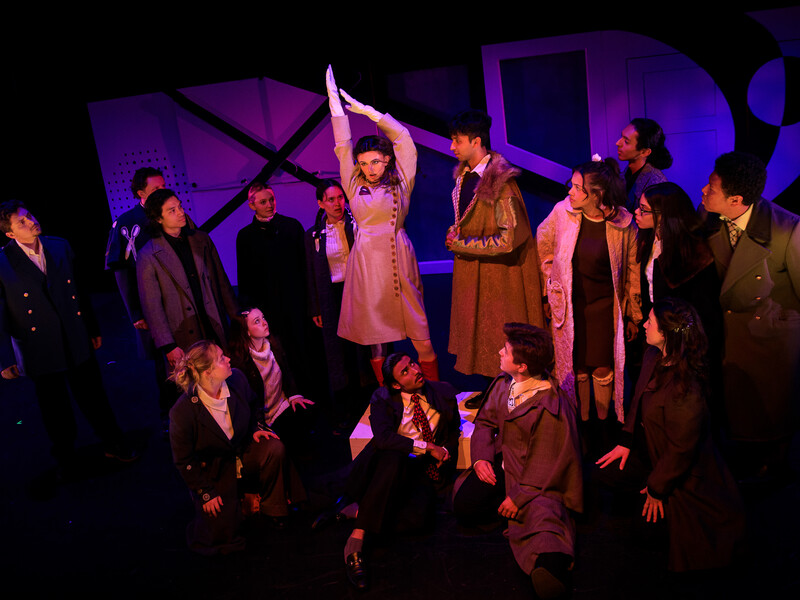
[453,152,520,206]
[563,198,633,229]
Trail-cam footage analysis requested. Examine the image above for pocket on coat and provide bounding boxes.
[547,279,567,328]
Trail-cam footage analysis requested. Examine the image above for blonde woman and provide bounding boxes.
[169,340,305,555]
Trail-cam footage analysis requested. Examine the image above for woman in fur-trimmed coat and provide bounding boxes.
[537,159,641,423]
[448,152,544,377]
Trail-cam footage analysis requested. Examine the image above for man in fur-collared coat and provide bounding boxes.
[446,110,544,377]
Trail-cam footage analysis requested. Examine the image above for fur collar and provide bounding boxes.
[453,152,520,206]
[659,239,714,288]
[561,198,634,229]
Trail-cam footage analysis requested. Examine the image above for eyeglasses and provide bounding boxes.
[637,206,659,215]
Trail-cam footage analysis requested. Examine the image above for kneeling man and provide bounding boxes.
[454,323,582,599]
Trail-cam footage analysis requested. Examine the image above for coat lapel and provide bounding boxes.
[151,236,194,303]
[5,241,46,285]
[629,349,659,426]
[720,199,773,297]
[720,235,771,297]
[193,394,234,446]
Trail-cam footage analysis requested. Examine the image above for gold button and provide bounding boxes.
[23,293,28,297]
[31,327,36,332]
[727,310,732,314]
[27,310,32,314]
[67,279,71,283]
[755,315,761,320]
[756,275,762,280]
[72,295,76,300]
[755,296,761,300]
[77,311,81,316]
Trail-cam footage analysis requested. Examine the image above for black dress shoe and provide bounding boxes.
[464,391,485,410]
[345,552,368,590]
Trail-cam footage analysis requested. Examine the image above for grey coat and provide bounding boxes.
[707,197,800,441]
[136,229,238,352]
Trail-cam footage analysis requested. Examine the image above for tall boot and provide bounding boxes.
[592,370,614,421]
[369,357,385,387]
[418,356,439,381]
[575,372,591,422]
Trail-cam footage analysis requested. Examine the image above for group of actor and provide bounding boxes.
[1,64,797,598]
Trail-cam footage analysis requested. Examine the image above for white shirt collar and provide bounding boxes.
[466,153,492,177]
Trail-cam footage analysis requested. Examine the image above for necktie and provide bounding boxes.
[725,219,743,249]
[458,171,480,220]
[507,382,516,413]
[410,394,440,481]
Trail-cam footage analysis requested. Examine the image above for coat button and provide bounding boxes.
[726,310,732,314]
[755,296,761,300]
[67,279,71,284]
[191,396,199,403]
[23,293,29,297]
[31,326,36,331]
[77,311,81,316]
[186,465,192,470]
[755,315,761,320]
[756,275,762,280]
[72,295,76,300]
[27,310,32,314]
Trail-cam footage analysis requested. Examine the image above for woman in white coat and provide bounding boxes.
[537,157,641,433]
[325,66,437,383]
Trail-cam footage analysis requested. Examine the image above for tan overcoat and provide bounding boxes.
[332,114,430,346]
[448,153,544,376]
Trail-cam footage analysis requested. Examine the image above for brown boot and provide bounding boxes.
[592,370,614,421]
[370,357,385,386]
[418,357,439,381]
[575,372,591,422]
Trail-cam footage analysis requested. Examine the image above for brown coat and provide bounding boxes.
[624,347,744,572]
[471,375,583,574]
[448,153,544,377]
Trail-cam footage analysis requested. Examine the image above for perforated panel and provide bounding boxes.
[105,149,193,221]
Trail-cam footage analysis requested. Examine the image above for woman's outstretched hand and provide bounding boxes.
[596,445,630,470]
[326,65,344,117]
[340,89,383,123]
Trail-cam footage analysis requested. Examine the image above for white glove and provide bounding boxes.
[340,89,383,123]
[326,65,344,117]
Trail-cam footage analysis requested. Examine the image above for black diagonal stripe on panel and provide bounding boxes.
[163,89,329,233]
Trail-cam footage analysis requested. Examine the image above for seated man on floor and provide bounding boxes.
[453,323,583,599]
[315,352,461,590]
